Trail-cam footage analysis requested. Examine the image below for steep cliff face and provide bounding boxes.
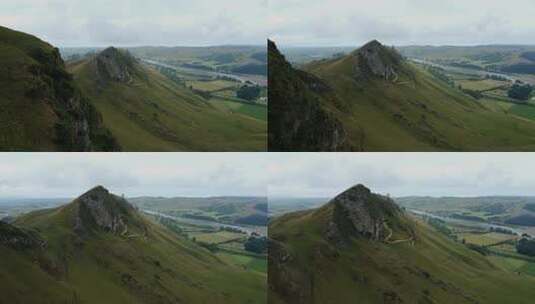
[0,25,119,151]
[72,186,146,236]
[268,40,353,151]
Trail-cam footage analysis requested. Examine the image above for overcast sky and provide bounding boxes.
[0,153,268,199]
[0,0,267,47]
[269,0,535,47]
[2,153,535,200]
[267,153,535,198]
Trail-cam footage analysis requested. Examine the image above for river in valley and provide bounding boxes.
[409,209,522,235]
[143,210,266,236]
[409,58,518,82]
[141,59,267,86]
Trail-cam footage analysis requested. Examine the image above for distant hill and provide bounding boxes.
[0,25,118,151]
[398,45,535,75]
[0,186,266,303]
[397,196,535,227]
[68,47,266,151]
[128,46,267,76]
[131,196,268,226]
[269,39,535,151]
[268,184,535,303]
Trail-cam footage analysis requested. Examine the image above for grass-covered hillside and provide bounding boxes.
[268,185,535,304]
[0,25,117,151]
[0,186,266,304]
[270,39,535,151]
[68,47,266,151]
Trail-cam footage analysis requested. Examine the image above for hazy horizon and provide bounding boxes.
[277,42,535,49]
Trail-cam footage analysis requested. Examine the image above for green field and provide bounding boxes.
[456,78,509,91]
[217,252,267,274]
[190,230,247,244]
[186,79,240,92]
[457,232,517,246]
[510,103,535,121]
[209,98,267,121]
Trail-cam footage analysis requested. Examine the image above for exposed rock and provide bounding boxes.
[325,184,403,243]
[73,185,144,236]
[353,40,403,81]
[28,47,112,151]
[268,239,312,304]
[383,290,404,304]
[0,221,46,250]
[268,40,353,151]
[94,47,138,83]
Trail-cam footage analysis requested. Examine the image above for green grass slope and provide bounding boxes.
[0,187,266,304]
[268,185,535,304]
[69,48,266,151]
[280,40,535,151]
[0,25,118,151]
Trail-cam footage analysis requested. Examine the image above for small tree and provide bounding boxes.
[508,83,533,101]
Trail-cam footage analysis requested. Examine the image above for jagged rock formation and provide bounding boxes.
[353,40,403,81]
[93,47,138,84]
[268,238,312,302]
[325,184,405,244]
[0,221,46,250]
[268,40,352,151]
[73,186,145,236]
[0,25,119,151]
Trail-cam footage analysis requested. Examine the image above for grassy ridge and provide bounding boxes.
[292,44,535,151]
[269,203,535,304]
[0,26,117,151]
[69,55,266,151]
[1,199,266,304]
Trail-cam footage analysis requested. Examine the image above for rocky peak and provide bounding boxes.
[73,185,139,236]
[353,40,403,81]
[326,184,402,243]
[94,47,137,83]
